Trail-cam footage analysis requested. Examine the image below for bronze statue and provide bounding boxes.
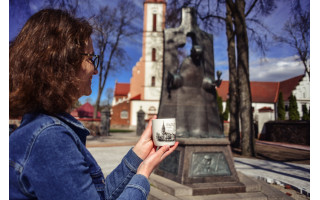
[158,8,224,138]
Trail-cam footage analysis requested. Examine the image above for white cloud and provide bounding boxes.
[215,55,306,82]
[249,55,306,82]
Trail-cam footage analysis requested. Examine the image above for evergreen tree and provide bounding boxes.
[223,99,230,121]
[277,92,286,120]
[302,104,310,121]
[289,94,300,120]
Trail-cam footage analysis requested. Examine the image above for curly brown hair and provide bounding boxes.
[10,9,93,118]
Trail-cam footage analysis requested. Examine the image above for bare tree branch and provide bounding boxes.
[92,0,140,118]
[245,0,258,17]
[276,3,310,77]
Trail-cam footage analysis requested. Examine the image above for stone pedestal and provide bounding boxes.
[154,138,245,195]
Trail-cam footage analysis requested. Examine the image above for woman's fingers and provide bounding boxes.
[141,115,157,139]
[137,142,179,178]
[133,115,158,160]
[147,147,156,157]
[158,145,169,155]
[160,142,179,160]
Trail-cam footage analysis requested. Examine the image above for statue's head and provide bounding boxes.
[191,45,203,60]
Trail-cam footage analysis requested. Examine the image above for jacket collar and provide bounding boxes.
[55,113,90,145]
[21,112,90,145]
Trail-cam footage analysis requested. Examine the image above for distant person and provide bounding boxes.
[9,9,178,200]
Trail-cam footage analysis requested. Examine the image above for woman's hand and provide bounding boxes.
[132,115,157,160]
[133,115,179,178]
[137,142,179,179]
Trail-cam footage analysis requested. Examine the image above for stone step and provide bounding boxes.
[150,173,246,196]
[148,172,294,200]
[148,186,181,200]
[149,174,193,196]
[177,192,268,200]
[186,181,246,195]
[149,185,268,200]
[237,171,261,192]
[257,179,294,200]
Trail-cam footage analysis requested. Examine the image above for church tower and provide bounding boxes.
[130,0,166,100]
[129,0,166,125]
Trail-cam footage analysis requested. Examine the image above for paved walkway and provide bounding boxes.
[86,132,310,196]
[256,140,310,151]
[233,157,309,195]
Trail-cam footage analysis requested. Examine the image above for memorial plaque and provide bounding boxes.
[189,152,231,177]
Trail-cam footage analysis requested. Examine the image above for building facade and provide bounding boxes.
[110,83,131,127]
[216,74,310,134]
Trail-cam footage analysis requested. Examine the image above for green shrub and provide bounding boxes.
[289,94,300,120]
[302,104,310,120]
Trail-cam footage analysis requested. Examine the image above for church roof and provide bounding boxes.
[279,74,304,101]
[216,74,305,103]
[131,94,141,100]
[114,83,130,96]
[250,81,279,103]
[114,75,305,104]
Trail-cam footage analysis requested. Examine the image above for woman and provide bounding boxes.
[9,9,178,200]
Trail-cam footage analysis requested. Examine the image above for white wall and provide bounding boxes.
[130,100,160,126]
[143,3,164,101]
[257,111,274,134]
[145,3,165,32]
[144,61,162,100]
[292,75,310,117]
[222,102,275,134]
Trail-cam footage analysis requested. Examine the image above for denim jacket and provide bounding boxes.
[9,112,150,200]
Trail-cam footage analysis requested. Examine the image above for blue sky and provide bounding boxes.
[9,0,310,105]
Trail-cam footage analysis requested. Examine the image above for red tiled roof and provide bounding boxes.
[216,74,305,103]
[71,102,101,118]
[258,107,274,112]
[250,81,279,103]
[131,94,141,100]
[216,81,229,101]
[217,81,278,103]
[279,75,304,101]
[114,83,130,96]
